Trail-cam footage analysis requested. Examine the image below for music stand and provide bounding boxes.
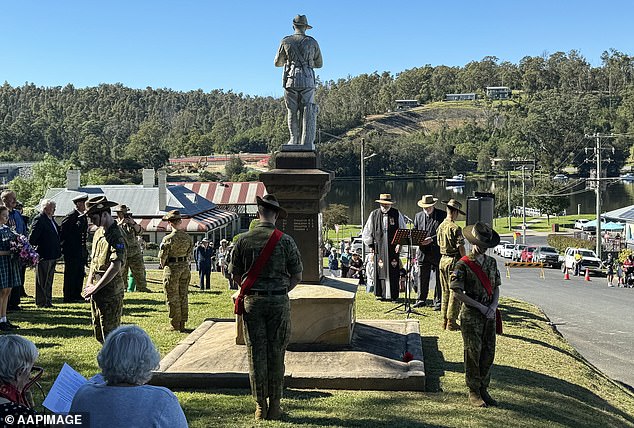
[386,228,427,317]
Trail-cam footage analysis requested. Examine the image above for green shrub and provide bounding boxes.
[546,234,595,253]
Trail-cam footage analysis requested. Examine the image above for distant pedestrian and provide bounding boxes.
[328,250,340,277]
[195,238,214,290]
[606,254,615,287]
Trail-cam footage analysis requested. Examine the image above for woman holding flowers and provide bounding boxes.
[0,206,22,331]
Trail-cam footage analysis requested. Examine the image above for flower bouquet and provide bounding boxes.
[10,234,40,268]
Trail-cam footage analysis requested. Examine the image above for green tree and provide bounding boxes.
[322,204,350,240]
[529,180,570,224]
[126,120,169,169]
[225,156,245,180]
[9,155,74,208]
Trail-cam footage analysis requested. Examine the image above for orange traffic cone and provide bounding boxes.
[584,268,591,282]
[563,267,570,280]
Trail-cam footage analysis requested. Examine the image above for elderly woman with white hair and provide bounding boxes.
[0,335,42,420]
[69,325,188,427]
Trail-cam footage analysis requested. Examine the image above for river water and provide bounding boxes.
[325,177,634,225]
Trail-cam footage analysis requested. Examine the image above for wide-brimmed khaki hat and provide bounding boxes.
[375,194,395,205]
[162,210,182,222]
[463,222,500,249]
[256,194,288,219]
[442,198,465,215]
[85,196,118,216]
[417,194,438,209]
[293,14,312,29]
[113,204,130,213]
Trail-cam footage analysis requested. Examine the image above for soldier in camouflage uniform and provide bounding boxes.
[82,196,126,344]
[229,194,303,421]
[158,210,194,332]
[450,222,501,407]
[437,199,466,331]
[113,204,150,292]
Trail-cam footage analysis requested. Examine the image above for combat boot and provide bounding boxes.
[468,390,487,407]
[480,388,498,407]
[254,400,268,421]
[446,319,461,331]
[267,398,282,420]
[180,321,186,332]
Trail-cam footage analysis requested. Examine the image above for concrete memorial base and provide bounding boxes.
[151,318,425,391]
[233,277,357,345]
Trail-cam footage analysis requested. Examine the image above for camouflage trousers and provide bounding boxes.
[460,306,497,391]
[163,263,190,329]
[91,282,124,343]
[122,252,148,292]
[439,255,461,321]
[242,295,291,403]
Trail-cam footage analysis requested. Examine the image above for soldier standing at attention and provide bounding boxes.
[114,204,150,293]
[229,195,303,421]
[437,199,466,331]
[450,222,501,407]
[82,196,126,344]
[158,210,194,332]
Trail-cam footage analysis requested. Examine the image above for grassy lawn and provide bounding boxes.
[8,268,634,427]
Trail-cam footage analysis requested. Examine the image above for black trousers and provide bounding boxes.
[63,257,85,301]
[418,260,441,307]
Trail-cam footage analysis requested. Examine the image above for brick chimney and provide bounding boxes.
[66,169,80,190]
[142,169,155,188]
[157,169,167,211]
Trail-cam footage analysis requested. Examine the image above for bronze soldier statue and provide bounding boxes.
[275,15,323,149]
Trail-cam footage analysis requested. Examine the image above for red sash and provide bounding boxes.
[234,229,284,315]
[460,256,503,335]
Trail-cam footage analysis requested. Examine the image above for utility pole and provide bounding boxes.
[507,171,511,231]
[522,166,526,244]
[584,133,618,260]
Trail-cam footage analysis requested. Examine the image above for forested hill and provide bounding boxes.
[2,49,634,179]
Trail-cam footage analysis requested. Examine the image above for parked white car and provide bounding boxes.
[562,247,605,275]
[574,219,591,230]
[495,240,511,255]
[501,243,515,258]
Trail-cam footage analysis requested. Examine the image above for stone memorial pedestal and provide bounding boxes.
[233,278,357,345]
[260,150,332,284]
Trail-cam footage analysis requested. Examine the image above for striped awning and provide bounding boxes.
[178,182,266,205]
[137,208,238,233]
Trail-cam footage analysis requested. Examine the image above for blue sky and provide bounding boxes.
[1,1,632,97]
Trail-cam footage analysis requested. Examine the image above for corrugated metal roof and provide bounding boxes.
[44,185,215,217]
[137,208,238,232]
[604,204,634,222]
[175,182,266,205]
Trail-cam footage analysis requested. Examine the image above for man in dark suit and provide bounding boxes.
[29,199,62,308]
[60,194,89,302]
[413,195,447,309]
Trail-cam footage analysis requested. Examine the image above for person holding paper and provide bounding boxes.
[70,325,188,427]
[0,335,42,420]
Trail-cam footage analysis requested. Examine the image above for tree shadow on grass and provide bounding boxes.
[493,364,634,427]
[499,301,548,330]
